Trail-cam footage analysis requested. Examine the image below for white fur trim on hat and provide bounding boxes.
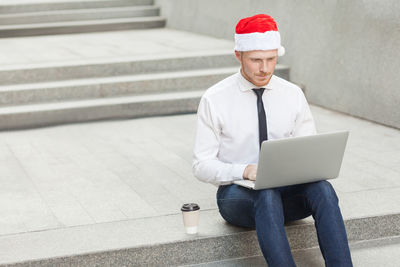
[235,31,285,56]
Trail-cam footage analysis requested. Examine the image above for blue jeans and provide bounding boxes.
[217,180,352,267]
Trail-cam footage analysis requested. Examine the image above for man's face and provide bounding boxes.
[235,49,278,87]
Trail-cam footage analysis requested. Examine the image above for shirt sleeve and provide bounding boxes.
[292,90,317,137]
[192,96,247,186]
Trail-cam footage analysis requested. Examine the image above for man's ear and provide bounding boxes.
[234,50,242,62]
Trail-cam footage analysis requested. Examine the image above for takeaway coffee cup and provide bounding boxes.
[181,203,200,234]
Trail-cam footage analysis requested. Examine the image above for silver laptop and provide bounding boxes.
[234,131,349,190]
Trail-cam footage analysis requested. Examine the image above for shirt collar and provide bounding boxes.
[237,69,276,92]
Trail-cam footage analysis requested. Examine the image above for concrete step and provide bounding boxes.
[0,16,166,38]
[186,236,400,267]
[0,51,244,85]
[0,6,160,25]
[0,0,154,14]
[0,90,204,130]
[0,209,398,266]
[0,67,238,106]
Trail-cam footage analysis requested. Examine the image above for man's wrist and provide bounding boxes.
[243,164,251,179]
[232,164,247,180]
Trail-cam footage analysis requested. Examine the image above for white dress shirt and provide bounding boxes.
[193,70,317,186]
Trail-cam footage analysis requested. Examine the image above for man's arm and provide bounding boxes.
[192,97,247,185]
[292,90,317,137]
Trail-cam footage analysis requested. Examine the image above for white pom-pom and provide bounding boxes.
[278,46,285,56]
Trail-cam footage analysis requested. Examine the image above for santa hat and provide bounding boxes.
[235,14,285,56]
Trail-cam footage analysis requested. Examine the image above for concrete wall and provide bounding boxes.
[156,0,400,129]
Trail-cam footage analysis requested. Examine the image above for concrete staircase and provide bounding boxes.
[0,0,294,131]
[0,50,290,130]
[0,0,293,131]
[0,0,165,37]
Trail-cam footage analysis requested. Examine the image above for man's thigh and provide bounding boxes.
[216,183,314,227]
[216,184,257,228]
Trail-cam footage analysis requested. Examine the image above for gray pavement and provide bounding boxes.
[0,105,399,237]
[0,105,399,265]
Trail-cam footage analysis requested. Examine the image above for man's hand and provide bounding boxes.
[243,164,258,181]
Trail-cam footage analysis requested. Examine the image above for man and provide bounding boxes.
[192,14,353,266]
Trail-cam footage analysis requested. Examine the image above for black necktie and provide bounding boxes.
[252,88,268,148]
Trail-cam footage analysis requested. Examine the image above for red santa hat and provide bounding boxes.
[235,14,285,56]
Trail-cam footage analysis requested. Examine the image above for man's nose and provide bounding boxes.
[259,60,268,72]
